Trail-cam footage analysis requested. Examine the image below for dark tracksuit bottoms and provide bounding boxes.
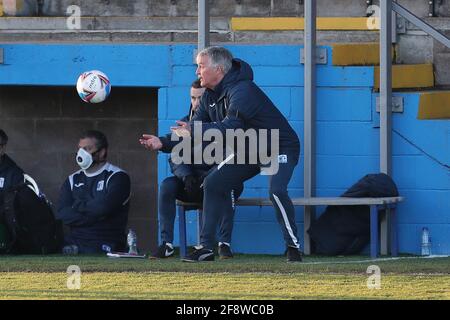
[201,149,300,250]
[159,176,240,245]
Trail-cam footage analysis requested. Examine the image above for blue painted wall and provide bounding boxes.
[0,43,448,255]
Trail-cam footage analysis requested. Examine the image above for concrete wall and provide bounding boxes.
[0,85,159,252]
[2,1,450,87]
[32,0,447,18]
[0,43,448,255]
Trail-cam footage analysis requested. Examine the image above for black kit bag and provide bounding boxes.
[0,175,63,254]
[307,173,399,255]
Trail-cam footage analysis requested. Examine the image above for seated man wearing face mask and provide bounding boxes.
[57,130,131,254]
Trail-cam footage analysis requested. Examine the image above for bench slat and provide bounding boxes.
[177,196,404,207]
[238,197,404,206]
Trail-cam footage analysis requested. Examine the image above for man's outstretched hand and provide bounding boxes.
[139,134,163,151]
[170,120,191,138]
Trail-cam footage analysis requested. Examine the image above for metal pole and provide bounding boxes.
[198,0,210,52]
[304,0,316,255]
[380,0,392,176]
[380,0,393,256]
[197,0,209,237]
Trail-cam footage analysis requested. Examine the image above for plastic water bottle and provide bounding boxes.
[62,244,79,255]
[127,229,138,255]
[421,227,431,256]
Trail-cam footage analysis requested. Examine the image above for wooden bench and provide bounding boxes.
[176,196,404,259]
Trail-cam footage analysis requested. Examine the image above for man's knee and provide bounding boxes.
[160,177,180,197]
[269,184,288,198]
[203,172,226,194]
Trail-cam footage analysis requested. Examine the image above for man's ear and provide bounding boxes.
[99,148,107,161]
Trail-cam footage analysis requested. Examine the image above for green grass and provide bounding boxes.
[1,254,449,274]
[1,272,449,300]
[0,254,449,300]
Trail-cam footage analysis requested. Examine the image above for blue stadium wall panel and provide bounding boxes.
[0,43,448,255]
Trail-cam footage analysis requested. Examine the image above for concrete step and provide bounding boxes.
[0,16,230,31]
[0,29,381,45]
[231,16,450,31]
[374,64,434,90]
[331,43,392,66]
[232,30,380,44]
[328,43,435,90]
[320,43,434,92]
[0,16,231,43]
[417,90,450,119]
[0,30,231,43]
[231,17,378,31]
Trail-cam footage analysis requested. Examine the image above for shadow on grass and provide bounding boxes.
[0,254,449,275]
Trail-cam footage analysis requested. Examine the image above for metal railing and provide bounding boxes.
[198,0,210,52]
[304,0,450,254]
[303,0,316,255]
[379,1,450,176]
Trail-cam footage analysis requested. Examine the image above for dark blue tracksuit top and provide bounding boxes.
[160,59,300,158]
[166,107,213,180]
[56,163,131,248]
[0,155,24,204]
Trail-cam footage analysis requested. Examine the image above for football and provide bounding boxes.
[76,70,111,103]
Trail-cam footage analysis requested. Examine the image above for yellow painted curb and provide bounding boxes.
[418,91,450,119]
[374,64,434,90]
[231,17,379,31]
[332,43,395,66]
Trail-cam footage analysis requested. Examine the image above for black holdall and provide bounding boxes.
[307,173,399,256]
[0,174,63,254]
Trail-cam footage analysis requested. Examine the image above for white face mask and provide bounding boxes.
[76,148,93,170]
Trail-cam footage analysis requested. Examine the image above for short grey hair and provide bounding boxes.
[197,46,233,74]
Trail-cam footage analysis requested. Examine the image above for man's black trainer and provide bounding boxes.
[149,242,174,259]
[218,242,233,259]
[287,246,303,262]
[182,247,214,262]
